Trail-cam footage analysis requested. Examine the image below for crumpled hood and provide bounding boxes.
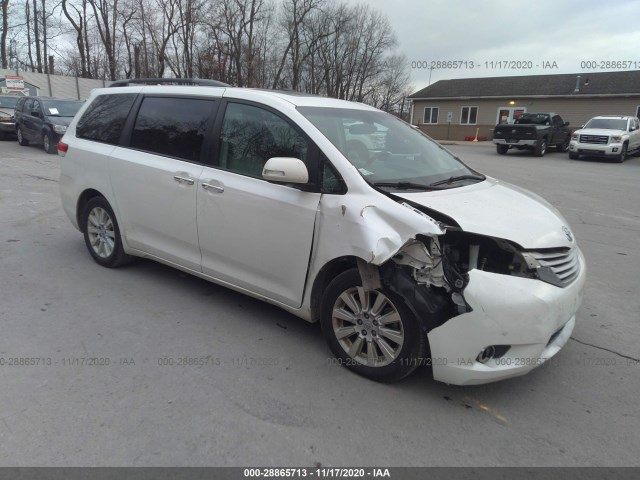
[395,177,575,250]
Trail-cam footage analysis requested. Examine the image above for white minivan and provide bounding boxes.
[59,79,586,385]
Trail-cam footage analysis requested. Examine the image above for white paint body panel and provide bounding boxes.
[428,250,586,385]
[396,177,574,249]
[197,167,320,308]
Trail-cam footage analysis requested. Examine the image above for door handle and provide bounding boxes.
[173,175,195,185]
[202,182,224,193]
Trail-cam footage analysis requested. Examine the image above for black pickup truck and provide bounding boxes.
[492,113,571,157]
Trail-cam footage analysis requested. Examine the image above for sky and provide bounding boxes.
[362,0,640,92]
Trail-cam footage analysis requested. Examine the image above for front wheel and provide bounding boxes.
[496,144,509,155]
[17,127,29,146]
[80,197,132,268]
[569,152,579,160]
[535,139,547,157]
[321,268,427,382]
[616,144,627,163]
[43,132,56,154]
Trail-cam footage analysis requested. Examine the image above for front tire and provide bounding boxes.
[80,197,132,268]
[569,152,579,160]
[535,138,547,157]
[496,144,509,155]
[616,143,627,163]
[43,132,56,154]
[17,127,29,146]
[321,268,427,382]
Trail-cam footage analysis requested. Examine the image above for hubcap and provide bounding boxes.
[87,207,115,258]
[332,287,404,367]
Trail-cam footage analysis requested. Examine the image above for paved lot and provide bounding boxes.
[0,139,638,467]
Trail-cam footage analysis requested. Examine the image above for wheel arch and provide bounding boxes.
[310,256,361,323]
[76,188,108,228]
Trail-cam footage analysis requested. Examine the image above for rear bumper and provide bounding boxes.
[427,249,586,385]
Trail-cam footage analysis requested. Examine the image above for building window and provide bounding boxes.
[423,107,438,124]
[460,106,478,125]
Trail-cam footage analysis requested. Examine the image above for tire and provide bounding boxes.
[80,197,132,268]
[569,152,579,160]
[17,127,29,146]
[616,143,627,163]
[535,138,547,157]
[320,268,427,382]
[43,132,56,154]
[496,144,509,155]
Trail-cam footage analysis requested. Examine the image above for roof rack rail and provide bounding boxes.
[109,78,230,88]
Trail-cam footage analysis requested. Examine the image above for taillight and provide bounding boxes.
[58,141,68,156]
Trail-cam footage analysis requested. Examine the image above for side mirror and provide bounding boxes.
[262,157,309,184]
[31,110,40,118]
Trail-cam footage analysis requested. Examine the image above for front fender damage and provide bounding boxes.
[310,194,471,330]
[351,203,466,333]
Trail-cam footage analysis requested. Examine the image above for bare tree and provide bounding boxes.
[1,0,9,68]
[88,0,119,80]
[62,0,89,77]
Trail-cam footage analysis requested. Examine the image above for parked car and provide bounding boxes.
[493,113,571,156]
[569,115,640,162]
[14,96,84,153]
[59,79,586,386]
[0,94,20,140]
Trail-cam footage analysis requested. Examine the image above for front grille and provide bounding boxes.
[579,134,609,145]
[530,248,580,286]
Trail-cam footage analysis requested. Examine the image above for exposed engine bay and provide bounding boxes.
[372,224,540,334]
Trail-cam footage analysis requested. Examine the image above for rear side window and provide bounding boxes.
[130,97,214,162]
[76,94,137,145]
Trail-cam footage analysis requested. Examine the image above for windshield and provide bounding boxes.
[43,100,84,117]
[297,107,479,190]
[584,118,628,131]
[0,96,20,108]
[515,113,550,125]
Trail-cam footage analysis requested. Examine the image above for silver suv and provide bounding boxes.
[58,78,586,385]
[569,115,640,162]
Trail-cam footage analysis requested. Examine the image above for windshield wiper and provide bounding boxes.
[427,174,485,187]
[373,181,447,191]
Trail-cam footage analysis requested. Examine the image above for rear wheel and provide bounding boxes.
[535,138,547,157]
[17,127,29,146]
[80,197,133,268]
[321,268,427,382]
[496,144,509,155]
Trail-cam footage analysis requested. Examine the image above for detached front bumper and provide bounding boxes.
[569,141,623,157]
[427,249,586,385]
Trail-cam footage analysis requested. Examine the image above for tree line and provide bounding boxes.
[0,0,412,112]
